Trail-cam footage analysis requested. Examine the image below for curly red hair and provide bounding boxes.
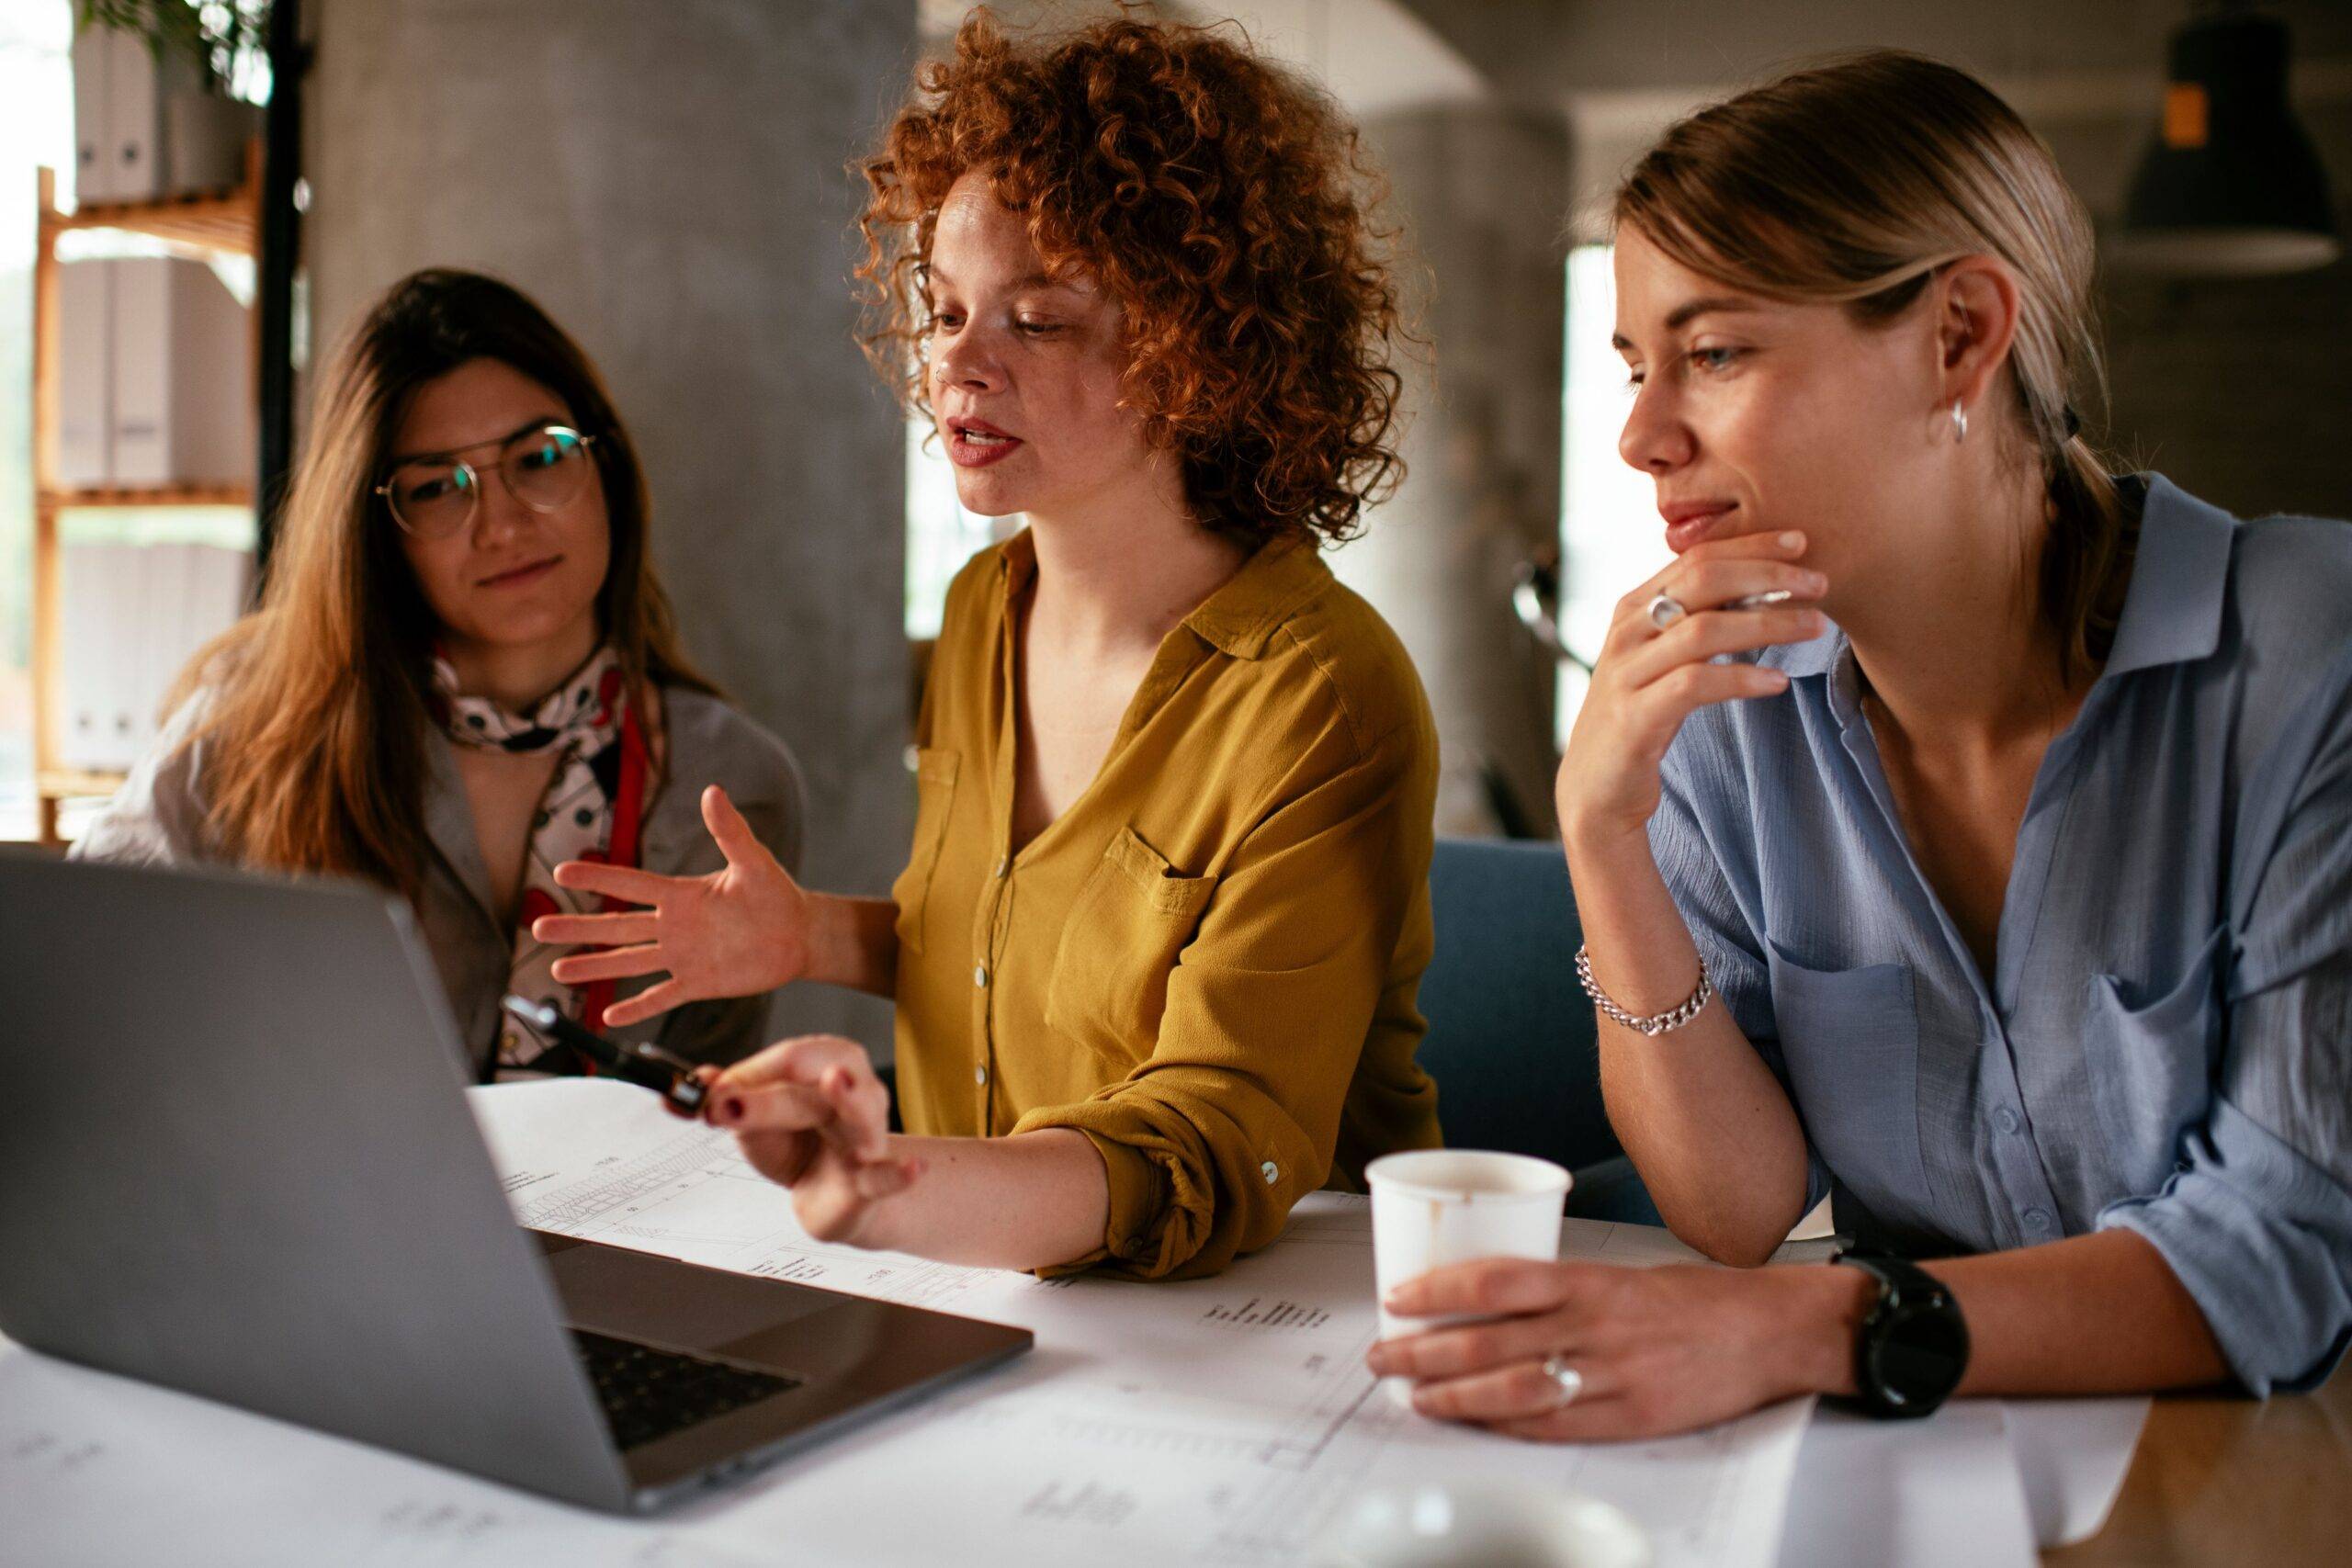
[857,8,1408,546]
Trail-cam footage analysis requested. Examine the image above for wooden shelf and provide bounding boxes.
[49,187,256,258]
[36,769,130,803]
[41,482,254,510]
[28,141,267,847]
[40,141,262,260]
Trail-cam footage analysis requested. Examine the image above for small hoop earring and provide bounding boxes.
[1951,399,1968,444]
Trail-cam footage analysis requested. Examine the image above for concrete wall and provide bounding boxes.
[1338,106,1567,838]
[306,0,920,1055]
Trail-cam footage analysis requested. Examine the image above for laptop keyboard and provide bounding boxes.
[570,1328,800,1451]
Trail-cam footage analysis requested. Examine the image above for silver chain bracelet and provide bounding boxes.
[1575,943,1713,1037]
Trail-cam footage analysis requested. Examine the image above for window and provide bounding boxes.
[903,417,1010,641]
[0,0,73,840]
[1557,243,1668,742]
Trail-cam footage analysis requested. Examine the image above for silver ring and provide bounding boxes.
[1646,592,1687,629]
[1540,1352,1584,1409]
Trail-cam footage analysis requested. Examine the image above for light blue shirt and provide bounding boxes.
[1651,475,2352,1393]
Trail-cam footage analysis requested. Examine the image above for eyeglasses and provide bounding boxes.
[375,423,599,538]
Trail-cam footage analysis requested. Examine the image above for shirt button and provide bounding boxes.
[1995,1107,2021,1135]
[2022,1207,2052,1235]
[1261,1160,1279,1186]
[996,855,1011,878]
[975,1064,989,1087]
[501,1030,518,1054]
[973,964,989,988]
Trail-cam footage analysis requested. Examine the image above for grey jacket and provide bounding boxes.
[72,683,805,1077]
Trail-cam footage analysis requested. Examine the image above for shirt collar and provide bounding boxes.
[2102,473,2235,677]
[1766,472,2235,686]
[997,528,1331,660]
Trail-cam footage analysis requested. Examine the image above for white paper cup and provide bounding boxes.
[1364,1150,1571,1406]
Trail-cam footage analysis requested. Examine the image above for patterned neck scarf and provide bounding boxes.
[431,645,647,1072]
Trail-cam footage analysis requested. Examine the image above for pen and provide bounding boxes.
[1710,589,1812,670]
[499,995,710,1114]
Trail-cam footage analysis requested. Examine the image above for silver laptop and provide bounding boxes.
[0,850,1031,1513]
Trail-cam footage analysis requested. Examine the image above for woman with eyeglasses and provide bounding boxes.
[76,268,806,1078]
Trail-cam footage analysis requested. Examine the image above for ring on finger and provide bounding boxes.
[1646,591,1688,629]
[1540,1352,1584,1409]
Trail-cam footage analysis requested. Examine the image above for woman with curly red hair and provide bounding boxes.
[537,11,1442,1278]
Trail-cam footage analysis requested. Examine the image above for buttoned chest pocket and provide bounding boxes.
[1764,943,1930,1214]
[2081,925,2228,1195]
[1045,826,1217,1068]
[888,749,959,956]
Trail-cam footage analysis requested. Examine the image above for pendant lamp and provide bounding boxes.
[2109,4,2340,276]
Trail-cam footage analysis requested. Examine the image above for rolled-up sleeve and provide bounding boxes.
[1012,713,1430,1280]
[2098,693,2352,1393]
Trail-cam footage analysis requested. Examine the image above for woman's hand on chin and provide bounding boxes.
[703,1034,923,1247]
[1556,532,1826,855]
[536,784,809,1026]
[1364,1257,1857,1441]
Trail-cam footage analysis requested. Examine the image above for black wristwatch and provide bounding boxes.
[1833,1252,1970,1419]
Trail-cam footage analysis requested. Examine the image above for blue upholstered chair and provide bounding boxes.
[1419,837,1661,1225]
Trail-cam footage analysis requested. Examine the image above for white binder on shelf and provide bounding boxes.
[57,259,114,487]
[191,545,254,653]
[122,543,160,762]
[58,542,133,774]
[59,541,253,774]
[71,26,110,203]
[102,30,199,206]
[149,543,252,738]
[110,256,254,489]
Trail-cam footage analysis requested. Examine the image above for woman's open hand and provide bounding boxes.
[1365,1256,1855,1441]
[704,1034,922,1246]
[534,784,808,1028]
[1557,531,1826,850]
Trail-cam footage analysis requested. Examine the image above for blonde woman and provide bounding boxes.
[1372,52,2351,1437]
[76,269,805,1076]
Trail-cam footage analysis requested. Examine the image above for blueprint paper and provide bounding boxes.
[472,1079,1815,1568]
[0,1349,768,1568]
[0,1079,1815,1568]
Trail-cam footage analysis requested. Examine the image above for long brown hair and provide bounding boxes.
[1616,51,2133,682]
[177,268,716,892]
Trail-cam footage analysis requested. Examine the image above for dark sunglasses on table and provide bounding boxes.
[374,423,599,538]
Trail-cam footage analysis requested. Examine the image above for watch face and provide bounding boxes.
[1871,1300,1969,1408]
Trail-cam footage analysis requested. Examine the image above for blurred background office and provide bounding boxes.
[3,0,2346,1060]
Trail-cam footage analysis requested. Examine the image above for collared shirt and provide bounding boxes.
[893,530,1443,1280]
[74,683,805,1075]
[1651,475,2352,1393]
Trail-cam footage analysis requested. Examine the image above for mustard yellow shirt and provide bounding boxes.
[890,530,1443,1280]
